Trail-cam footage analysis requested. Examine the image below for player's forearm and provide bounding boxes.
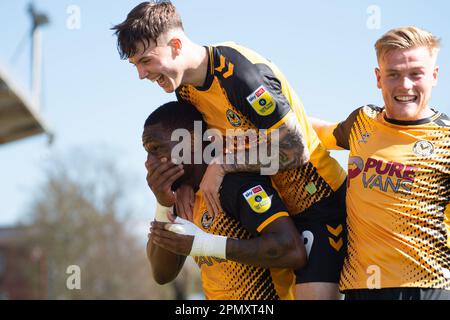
[309,116,342,150]
[309,116,330,137]
[147,238,185,284]
[226,233,306,269]
[276,119,310,169]
[222,118,310,174]
[159,217,306,269]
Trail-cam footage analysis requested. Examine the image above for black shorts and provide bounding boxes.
[293,181,347,284]
[344,288,450,300]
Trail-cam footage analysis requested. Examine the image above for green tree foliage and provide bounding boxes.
[22,149,181,299]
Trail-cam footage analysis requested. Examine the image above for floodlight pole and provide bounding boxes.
[29,3,49,110]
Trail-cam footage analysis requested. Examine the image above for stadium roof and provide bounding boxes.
[0,64,50,145]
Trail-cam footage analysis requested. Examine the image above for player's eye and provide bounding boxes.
[144,143,158,154]
[149,145,159,153]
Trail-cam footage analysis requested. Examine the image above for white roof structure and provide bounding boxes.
[0,64,50,145]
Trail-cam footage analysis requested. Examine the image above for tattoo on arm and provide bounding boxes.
[226,235,290,268]
[222,113,310,173]
[277,115,310,169]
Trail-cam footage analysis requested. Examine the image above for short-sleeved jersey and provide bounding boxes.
[176,42,346,214]
[328,105,450,290]
[191,172,295,300]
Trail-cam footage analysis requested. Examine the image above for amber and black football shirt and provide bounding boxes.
[191,172,295,300]
[321,105,450,290]
[176,42,346,215]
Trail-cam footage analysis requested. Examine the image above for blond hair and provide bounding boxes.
[375,26,441,62]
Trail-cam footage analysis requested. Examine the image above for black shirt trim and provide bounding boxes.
[383,110,439,126]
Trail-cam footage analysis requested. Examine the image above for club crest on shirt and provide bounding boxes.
[201,211,214,229]
[246,85,276,116]
[413,140,434,157]
[358,132,370,144]
[226,109,242,127]
[242,185,271,213]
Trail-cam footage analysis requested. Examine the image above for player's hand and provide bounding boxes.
[199,160,224,218]
[145,157,184,207]
[150,220,194,256]
[175,184,195,222]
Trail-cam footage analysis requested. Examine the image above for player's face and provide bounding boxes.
[375,46,438,121]
[143,123,195,189]
[143,126,172,162]
[129,41,183,93]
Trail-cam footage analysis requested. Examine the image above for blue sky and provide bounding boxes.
[1,0,449,231]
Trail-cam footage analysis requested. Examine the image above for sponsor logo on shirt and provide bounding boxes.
[348,156,417,193]
[246,85,276,116]
[194,256,226,268]
[242,185,272,213]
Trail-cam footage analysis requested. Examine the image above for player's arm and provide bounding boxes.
[151,175,307,269]
[147,223,187,285]
[196,49,310,216]
[309,107,365,151]
[145,156,186,284]
[150,215,306,269]
[222,111,309,173]
[216,59,311,173]
[309,116,343,150]
[199,111,309,217]
[224,177,306,268]
[226,216,306,269]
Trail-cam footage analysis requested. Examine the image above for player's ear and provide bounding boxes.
[169,38,182,57]
[375,67,382,89]
[432,65,439,87]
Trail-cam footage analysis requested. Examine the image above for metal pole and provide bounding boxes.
[28,3,49,111]
[31,25,42,110]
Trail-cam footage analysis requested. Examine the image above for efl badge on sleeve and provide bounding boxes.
[246,85,276,116]
[243,185,272,213]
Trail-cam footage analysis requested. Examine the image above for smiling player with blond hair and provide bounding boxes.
[311,26,450,300]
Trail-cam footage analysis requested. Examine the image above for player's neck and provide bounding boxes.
[384,105,435,122]
[182,43,209,87]
[191,163,208,191]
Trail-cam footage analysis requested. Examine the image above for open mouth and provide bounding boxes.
[394,95,417,103]
[156,75,163,83]
[149,74,166,87]
[155,75,165,86]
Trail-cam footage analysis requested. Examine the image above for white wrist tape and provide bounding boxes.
[191,232,227,259]
[154,202,173,222]
[166,217,227,259]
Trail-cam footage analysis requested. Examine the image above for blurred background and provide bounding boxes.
[0,0,448,299]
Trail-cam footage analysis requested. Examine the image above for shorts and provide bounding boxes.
[344,287,450,300]
[293,181,347,284]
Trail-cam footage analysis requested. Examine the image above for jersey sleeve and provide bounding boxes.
[311,118,341,151]
[213,45,292,130]
[333,107,367,150]
[313,107,362,150]
[220,173,289,236]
